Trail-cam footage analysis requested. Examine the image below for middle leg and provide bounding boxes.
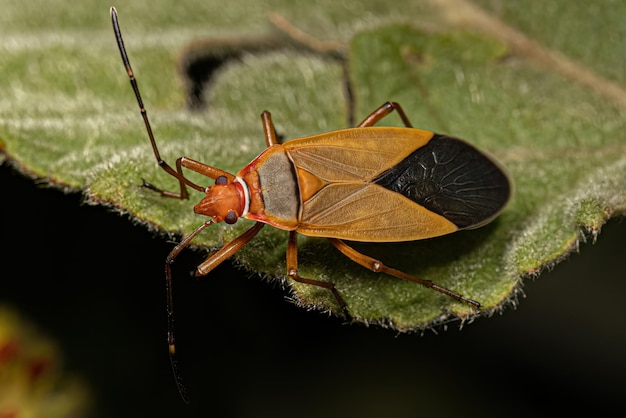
[286,231,350,316]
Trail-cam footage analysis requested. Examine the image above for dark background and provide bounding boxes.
[1,162,624,417]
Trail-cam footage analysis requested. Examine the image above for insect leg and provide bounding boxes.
[260,111,280,147]
[174,156,236,183]
[357,101,413,128]
[141,156,203,197]
[286,232,350,316]
[195,222,265,277]
[328,238,481,310]
[145,155,242,195]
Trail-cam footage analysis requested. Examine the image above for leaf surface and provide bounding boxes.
[1,0,624,329]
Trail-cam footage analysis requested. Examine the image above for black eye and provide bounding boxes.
[215,176,228,185]
[224,210,238,224]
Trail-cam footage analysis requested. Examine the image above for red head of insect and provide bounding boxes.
[193,176,247,224]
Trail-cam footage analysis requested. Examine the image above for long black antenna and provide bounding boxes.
[110,7,203,196]
[110,6,191,403]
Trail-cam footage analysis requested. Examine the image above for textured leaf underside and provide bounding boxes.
[0,0,624,330]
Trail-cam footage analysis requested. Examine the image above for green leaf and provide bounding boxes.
[1,0,624,330]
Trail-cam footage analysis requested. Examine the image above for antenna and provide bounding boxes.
[110,6,192,403]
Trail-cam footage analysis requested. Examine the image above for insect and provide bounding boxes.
[110,7,510,401]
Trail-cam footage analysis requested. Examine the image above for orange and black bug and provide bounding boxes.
[110,7,511,401]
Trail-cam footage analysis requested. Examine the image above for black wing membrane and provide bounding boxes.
[372,134,511,229]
